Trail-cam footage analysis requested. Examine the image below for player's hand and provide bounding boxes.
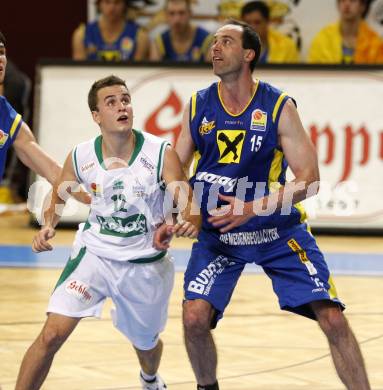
[172,220,200,239]
[32,226,56,252]
[153,223,174,250]
[208,193,253,233]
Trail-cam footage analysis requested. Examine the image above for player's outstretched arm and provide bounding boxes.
[32,151,81,253]
[13,122,62,185]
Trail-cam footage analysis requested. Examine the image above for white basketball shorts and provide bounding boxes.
[47,243,175,350]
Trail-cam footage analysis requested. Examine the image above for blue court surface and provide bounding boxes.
[1,245,383,275]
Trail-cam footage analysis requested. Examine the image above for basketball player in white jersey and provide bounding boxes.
[15,75,200,390]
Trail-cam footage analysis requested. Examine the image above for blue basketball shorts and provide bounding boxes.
[184,224,344,326]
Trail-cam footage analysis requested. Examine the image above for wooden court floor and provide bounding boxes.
[1,214,383,390]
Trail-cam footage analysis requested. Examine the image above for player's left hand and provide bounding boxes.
[208,193,253,233]
[173,220,199,239]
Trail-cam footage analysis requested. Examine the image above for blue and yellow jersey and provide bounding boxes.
[155,26,212,62]
[189,81,307,235]
[84,20,139,61]
[0,96,23,181]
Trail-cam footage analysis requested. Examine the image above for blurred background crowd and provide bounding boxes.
[1,0,383,206]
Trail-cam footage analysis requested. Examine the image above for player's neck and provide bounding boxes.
[100,129,136,169]
[340,18,360,40]
[171,24,194,41]
[100,16,126,33]
[219,74,256,114]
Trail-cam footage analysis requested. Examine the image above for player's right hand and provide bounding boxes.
[32,226,56,252]
[153,223,174,250]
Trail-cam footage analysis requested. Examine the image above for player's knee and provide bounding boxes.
[39,327,66,355]
[317,308,349,342]
[183,302,211,336]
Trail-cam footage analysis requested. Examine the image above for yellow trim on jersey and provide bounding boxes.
[272,92,288,123]
[10,114,22,138]
[191,92,197,121]
[287,239,310,263]
[192,150,201,176]
[217,80,259,117]
[268,149,283,192]
[294,202,308,224]
[155,34,165,56]
[328,276,339,300]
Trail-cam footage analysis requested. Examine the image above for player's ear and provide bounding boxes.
[244,48,255,64]
[91,110,101,126]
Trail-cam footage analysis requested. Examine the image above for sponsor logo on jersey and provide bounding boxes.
[0,129,9,148]
[199,117,215,135]
[195,171,237,192]
[187,255,235,296]
[81,161,95,173]
[250,109,267,131]
[219,228,280,246]
[112,180,124,191]
[96,213,148,237]
[121,37,133,53]
[288,238,318,276]
[133,178,146,197]
[140,157,155,174]
[90,182,102,197]
[65,280,92,303]
[216,130,245,163]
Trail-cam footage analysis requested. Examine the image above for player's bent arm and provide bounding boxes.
[72,24,87,60]
[175,103,196,173]
[134,28,150,61]
[254,98,319,214]
[43,151,81,230]
[149,39,162,61]
[33,152,80,253]
[161,147,201,237]
[13,122,62,185]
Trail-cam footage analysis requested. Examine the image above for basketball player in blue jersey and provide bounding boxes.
[150,0,212,62]
[0,31,61,187]
[72,0,150,61]
[154,20,370,390]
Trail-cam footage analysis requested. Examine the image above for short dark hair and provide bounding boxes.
[88,75,128,111]
[0,31,6,46]
[224,19,261,71]
[241,1,270,21]
[96,0,155,13]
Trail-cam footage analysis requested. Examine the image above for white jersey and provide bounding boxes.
[72,129,170,262]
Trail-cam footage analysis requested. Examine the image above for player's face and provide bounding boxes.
[93,85,133,134]
[211,25,246,78]
[166,1,191,33]
[338,0,365,22]
[0,43,7,84]
[99,0,126,21]
[242,11,268,42]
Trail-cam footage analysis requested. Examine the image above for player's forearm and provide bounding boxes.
[252,176,320,217]
[42,187,66,229]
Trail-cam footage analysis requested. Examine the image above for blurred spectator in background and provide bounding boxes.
[308,0,383,64]
[0,59,31,203]
[218,0,244,20]
[150,0,212,62]
[241,1,300,63]
[72,0,152,61]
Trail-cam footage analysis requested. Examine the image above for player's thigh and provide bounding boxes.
[111,255,175,350]
[184,241,245,326]
[48,246,108,318]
